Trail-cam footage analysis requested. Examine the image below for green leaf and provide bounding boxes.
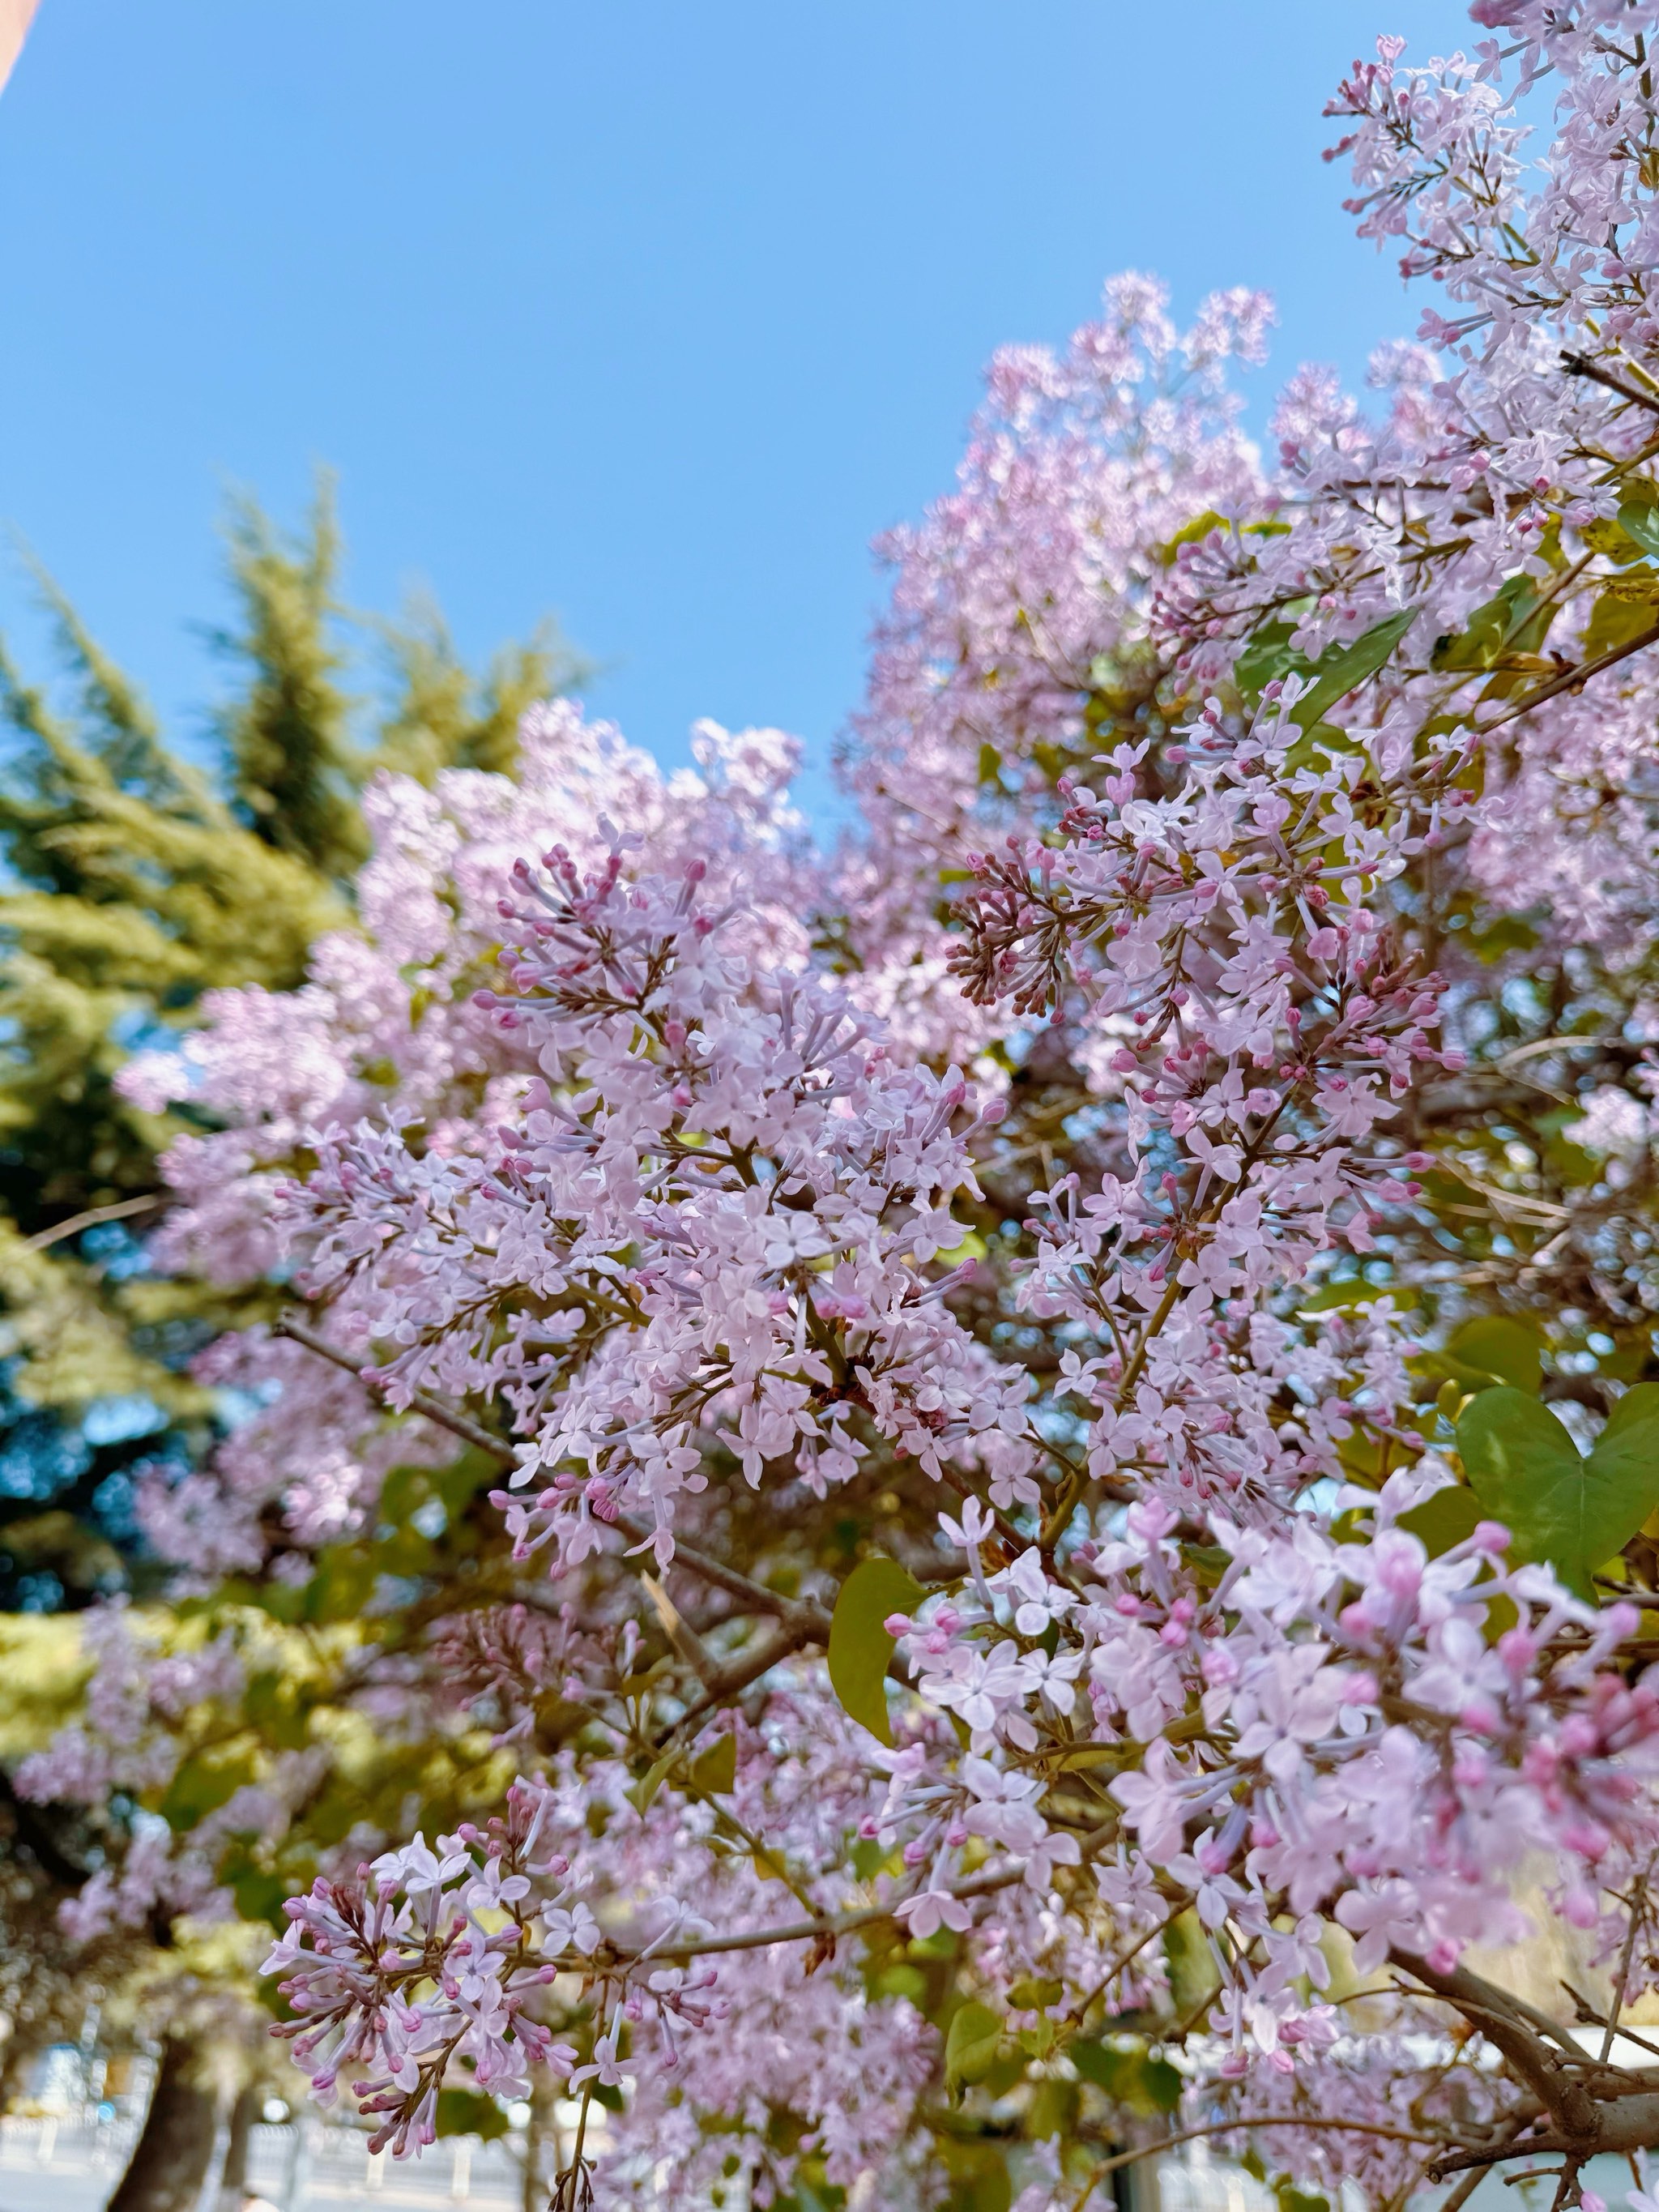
[1233,621,1299,701]
[1070,2038,1183,2115]
[1447,1317,1542,1394]
[156,1751,258,1832]
[1412,1316,1545,1399]
[1234,611,1414,725]
[1143,2056,1183,2112]
[976,743,1002,787]
[1288,610,1415,729]
[1602,1381,1659,1443]
[1580,1403,1659,1540]
[938,2140,1014,2212]
[1070,2039,1137,2095]
[945,2001,1004,2091]
[688,1731,736,1796]
[434,2089,509,2142]
[1164,1908,1221,2018]
[1431,576,1556,673]
[1581,515,1649,566]
[1158,510,1226,566]
[1583,573,1659,660]
[1397,1485,1483,1560]
[1458,1386,1659,1598]
[1277,2189,1331,2212]
[1299,1276,1418,1314]
[228,1865,292,1934]
[627,1747,680,1816]
[1619,498,1659,562]
[827,1556,924,1747]
[1023,2077,1078,2140]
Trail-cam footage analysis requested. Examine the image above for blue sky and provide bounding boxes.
[0,2,1478,806]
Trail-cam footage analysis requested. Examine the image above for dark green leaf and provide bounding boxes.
[1431,577,1555,673]
[1459,1386,1659,1597]
[434,2089,509,2142]
[1233,621,1299,702]
[1071,2039,1141,2095]
[1143,2057,1183,2112]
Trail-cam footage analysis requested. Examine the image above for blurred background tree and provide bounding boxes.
[0,482,580,1614]
[0,485,580,2209]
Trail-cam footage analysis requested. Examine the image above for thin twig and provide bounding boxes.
[274,1311,833,1640]
[1476,617,1659,736]
[22,1192,164,1252]
[1080,2116,1443,2180]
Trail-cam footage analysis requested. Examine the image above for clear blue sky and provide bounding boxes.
[0,2,1478,805]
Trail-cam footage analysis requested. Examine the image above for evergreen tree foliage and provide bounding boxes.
[0,491,580,1610]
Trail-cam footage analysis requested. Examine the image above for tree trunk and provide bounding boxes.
[107,2031,218,2212]
[216,2082,262,2212]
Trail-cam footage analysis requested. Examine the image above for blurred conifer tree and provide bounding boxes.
[0,485,579,1609]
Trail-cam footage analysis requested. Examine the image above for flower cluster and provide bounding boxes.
[34,10,1659,2207]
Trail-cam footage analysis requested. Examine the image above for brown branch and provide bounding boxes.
[1475,618,1659,736]
[1561,349,1659,418]
[274,1312,519,1466]
[1393,1949,1601,2145]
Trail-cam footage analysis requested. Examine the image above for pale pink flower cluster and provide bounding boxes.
[37,9,1659,2202]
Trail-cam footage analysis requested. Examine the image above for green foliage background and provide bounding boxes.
[0,484,578,1612]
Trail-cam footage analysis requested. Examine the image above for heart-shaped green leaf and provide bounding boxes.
[1601,1381,1659,1443]
[827,1555,924,1747]
[1458,1386,1659,1598]
[1396,1484,1483,1560]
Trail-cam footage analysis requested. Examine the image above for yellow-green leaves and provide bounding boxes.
[1458,1386,1659,1599]
[1163,1907,1222,2018]
[1582,570,1659,660]
[945,2001,1004,2094]
[688,1730,736,1795]
[628,1727,736,1815]
[827,1556,924,1747]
